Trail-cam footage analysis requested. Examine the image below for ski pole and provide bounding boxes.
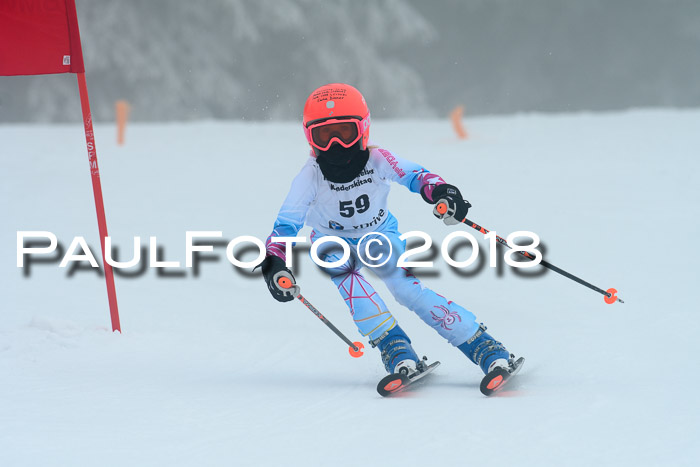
[435,202,624,304]
[277,277,365,357]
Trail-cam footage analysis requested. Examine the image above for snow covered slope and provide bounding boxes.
[1,110,699,466]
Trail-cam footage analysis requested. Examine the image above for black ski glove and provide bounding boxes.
[259,255,299,302]
[421,183,472,225]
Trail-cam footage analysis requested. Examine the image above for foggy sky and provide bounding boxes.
[1,0,698,123]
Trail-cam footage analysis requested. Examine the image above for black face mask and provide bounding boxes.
[316,142,370,183]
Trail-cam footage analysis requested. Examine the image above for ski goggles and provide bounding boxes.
[304,114,370,152]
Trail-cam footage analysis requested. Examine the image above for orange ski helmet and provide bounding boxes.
[303,83,371,156]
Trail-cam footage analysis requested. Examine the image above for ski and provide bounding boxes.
[377,361,440,397]
[480,356,525,396]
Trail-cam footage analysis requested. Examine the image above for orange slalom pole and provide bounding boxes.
[116,100,130,145]
[77,73,121,332]
[450,105,468,139]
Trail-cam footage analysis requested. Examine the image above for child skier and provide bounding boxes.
[259,83,520,393]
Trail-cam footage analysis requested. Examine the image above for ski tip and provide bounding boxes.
[480,358,524,396]
[377,373,410,397]
[383,378,405,392]
[377,361,440,397]
[480,368,510,396]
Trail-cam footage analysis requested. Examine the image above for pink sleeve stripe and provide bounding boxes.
[265,237,287,261]
[416,171,446,202]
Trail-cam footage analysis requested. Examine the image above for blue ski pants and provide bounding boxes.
[310,214,480,346]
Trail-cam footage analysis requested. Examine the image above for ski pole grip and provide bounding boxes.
[277,276,293,289]
[436,201,448,215]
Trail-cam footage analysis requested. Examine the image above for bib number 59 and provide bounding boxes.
[339,194,370,218]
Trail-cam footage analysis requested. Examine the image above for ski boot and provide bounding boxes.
[458,324,525,395]
[372,324,420,375]
[373,325,441,396]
